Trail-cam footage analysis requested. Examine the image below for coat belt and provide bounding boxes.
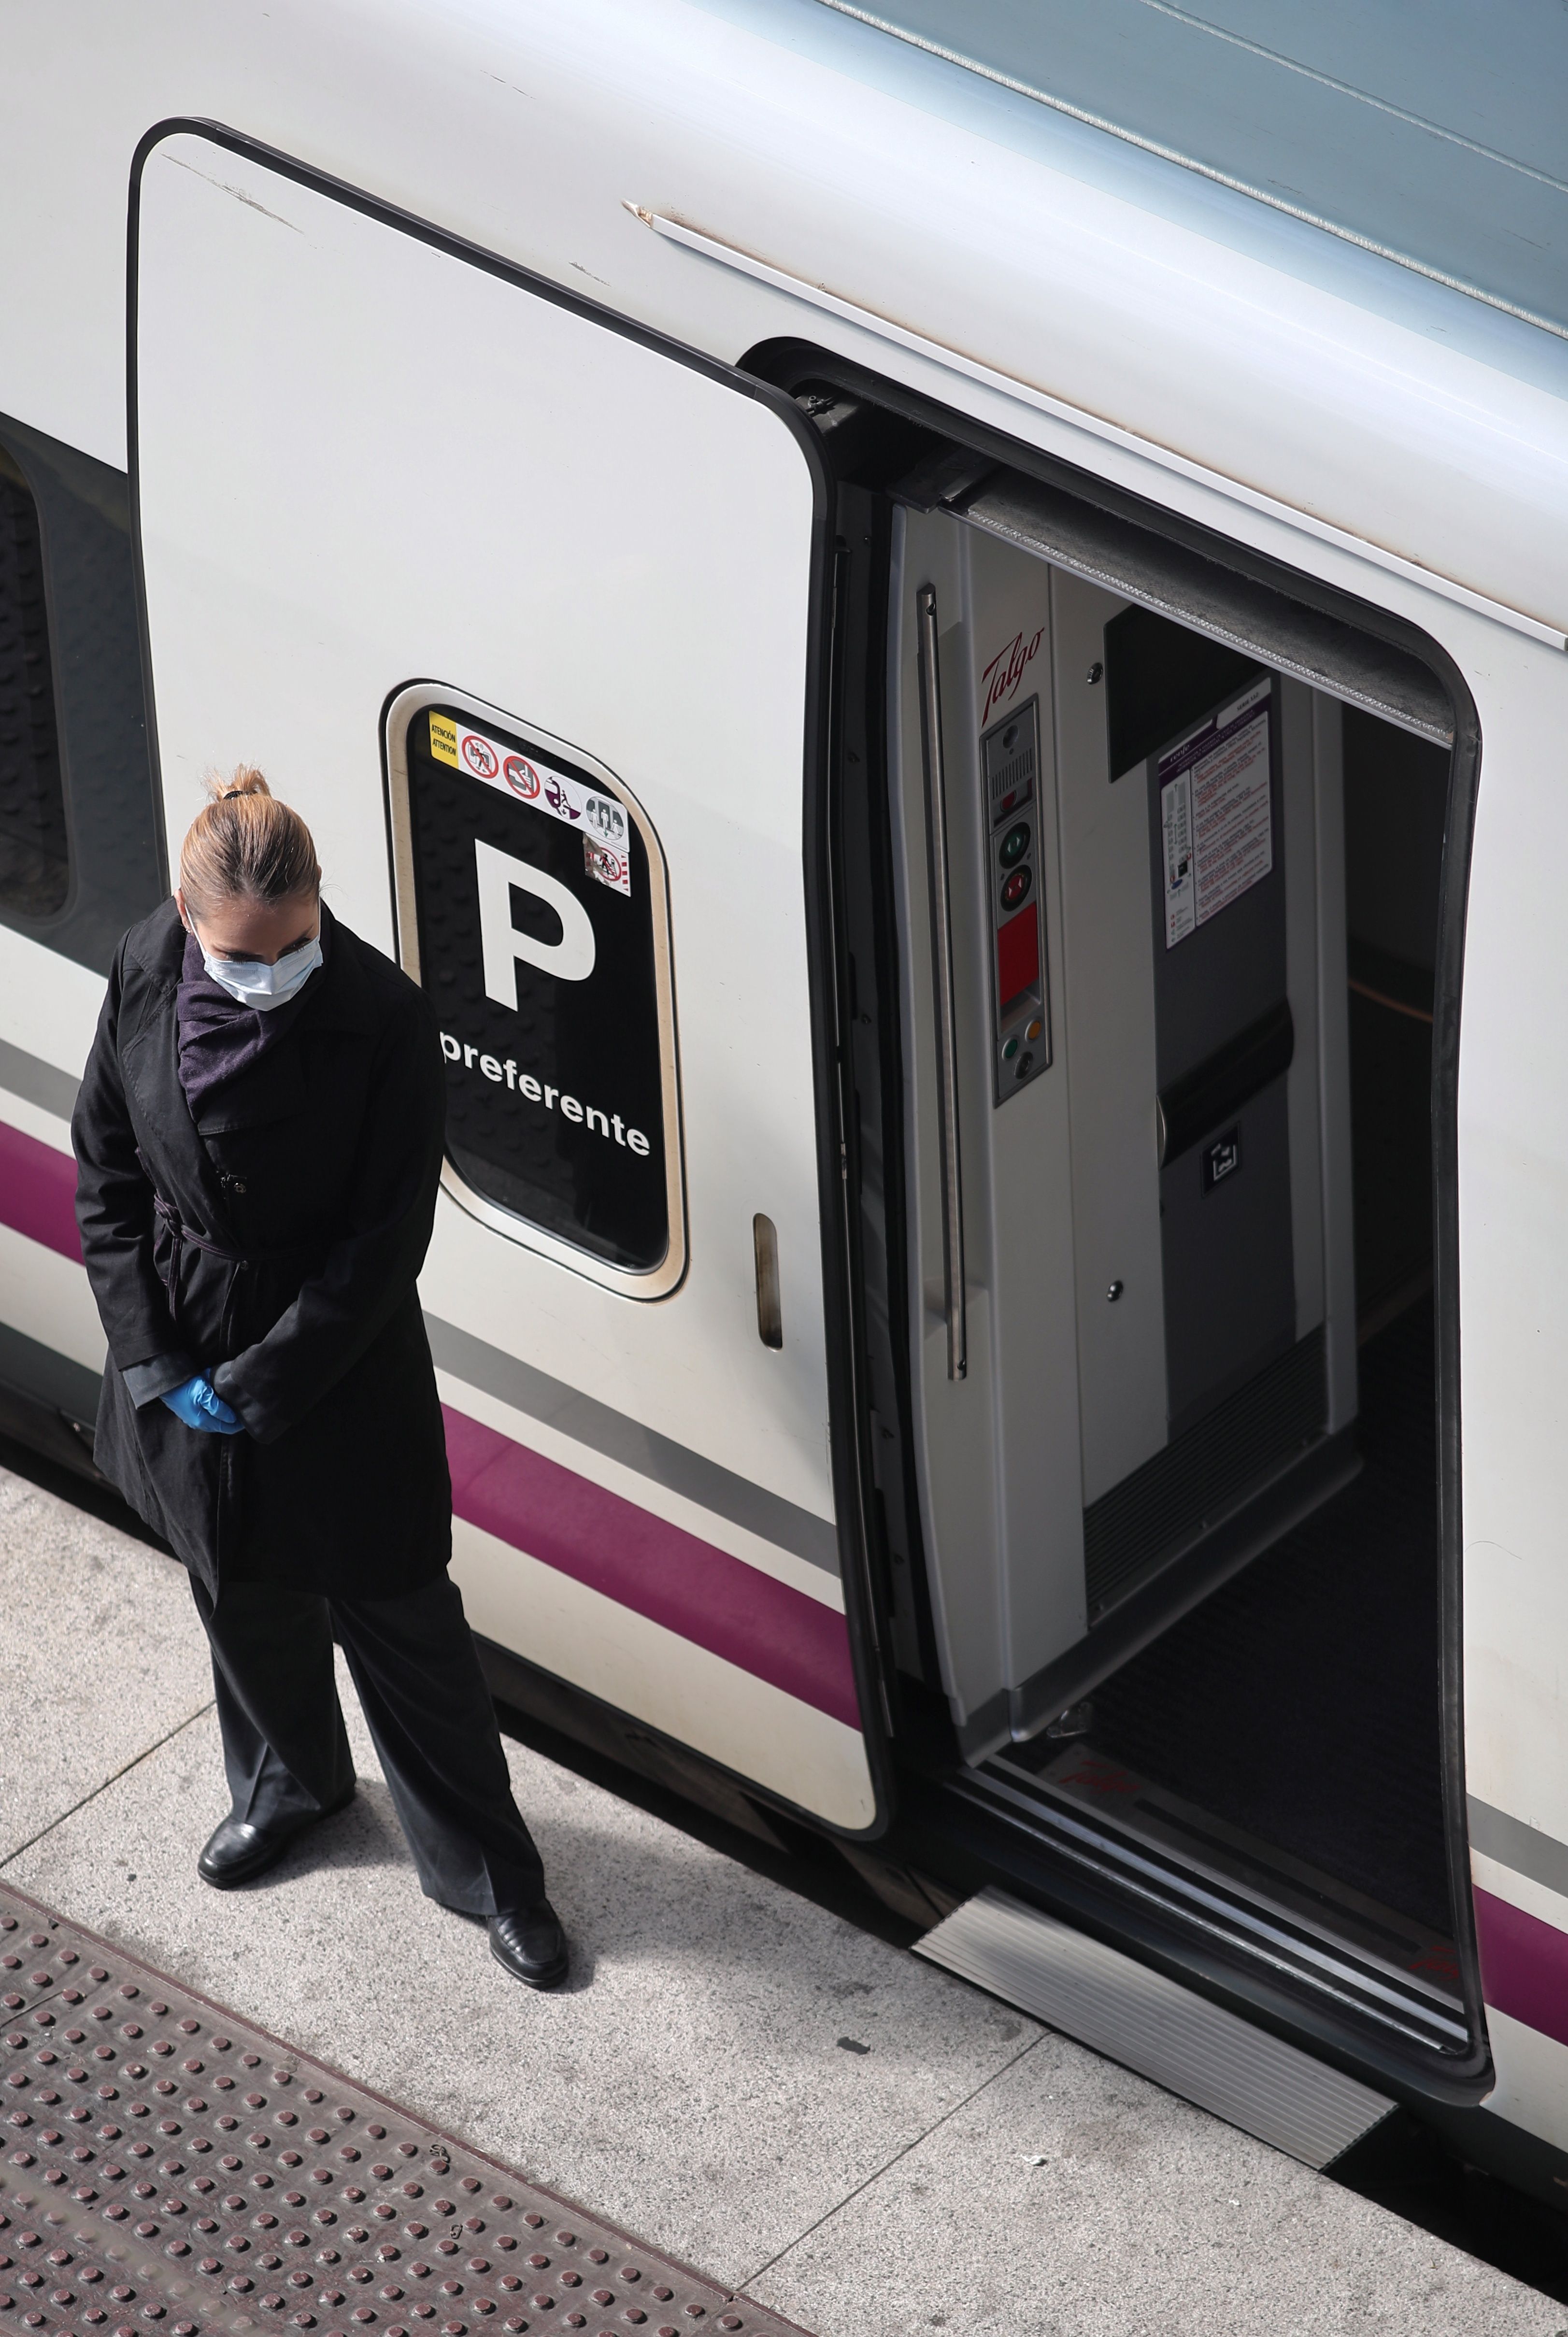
[151,1193,318,1333]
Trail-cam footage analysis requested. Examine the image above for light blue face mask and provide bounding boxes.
[201,930,323,1012]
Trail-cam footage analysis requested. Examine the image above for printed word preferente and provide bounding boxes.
[441,1033,651,1154]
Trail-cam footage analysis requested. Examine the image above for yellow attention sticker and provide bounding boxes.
[428,712,459,768]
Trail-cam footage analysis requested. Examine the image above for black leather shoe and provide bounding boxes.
[197,1788,355,1890]
[488,1903,569,1990]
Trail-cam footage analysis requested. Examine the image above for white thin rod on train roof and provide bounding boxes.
[626,202,1568,656]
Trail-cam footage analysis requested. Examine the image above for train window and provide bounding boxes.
[0,445,68,918]
[385,686,684,1297]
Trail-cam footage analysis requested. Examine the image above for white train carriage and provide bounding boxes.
[5,0,1568,2196]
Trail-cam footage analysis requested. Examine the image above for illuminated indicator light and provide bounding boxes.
[997,904,1039,1008]
[1026,1018,1043,1042]
[999,866,1032,912]
[998,822,1030,869]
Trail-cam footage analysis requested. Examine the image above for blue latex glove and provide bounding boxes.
[161,1374,244,1435]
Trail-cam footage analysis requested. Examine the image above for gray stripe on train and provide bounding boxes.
[0,1036,82,1122]
[424,1311,841,1576]
[1468,1797,1568,1900]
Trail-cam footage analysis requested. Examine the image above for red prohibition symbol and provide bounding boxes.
[461,734,500,779]
[503,755,541,798]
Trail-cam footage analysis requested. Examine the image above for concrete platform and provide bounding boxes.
[1,1460,1562,2336]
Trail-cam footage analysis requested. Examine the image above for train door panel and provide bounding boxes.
[894,507,1358,1753]
[131,129,876,1830]
[889,507,1083,1751]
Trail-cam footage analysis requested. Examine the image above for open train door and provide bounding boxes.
[130,126,882,1830]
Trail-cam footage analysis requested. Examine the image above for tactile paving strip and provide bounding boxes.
[0,1886,809,2337]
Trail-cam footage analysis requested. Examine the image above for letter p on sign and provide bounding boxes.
[475,837,596,1008]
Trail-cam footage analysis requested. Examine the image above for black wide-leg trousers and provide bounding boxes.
[189,1572,546,1917]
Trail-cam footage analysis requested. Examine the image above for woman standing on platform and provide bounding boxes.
[71,768,568,1990]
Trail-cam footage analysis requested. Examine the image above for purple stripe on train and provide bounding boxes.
[0,1119,856,1728]
[1474,1886,1568,2053]
[443,1404,860,1730]
[0,1119,82,1263]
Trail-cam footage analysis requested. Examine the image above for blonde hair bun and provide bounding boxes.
[203,764,273,802]
[181,765,320,917]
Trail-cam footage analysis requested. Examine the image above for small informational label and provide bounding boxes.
[429,713,631,895]
[1202,1125,1242,1194]
[1158,677,1272,949]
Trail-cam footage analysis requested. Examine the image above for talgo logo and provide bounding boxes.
[981,627,1043,726]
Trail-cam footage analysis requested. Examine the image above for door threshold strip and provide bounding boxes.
[993,1741,1463,2022]
[947,1766,1465,2055]
[0,1882,811,2337]
[916,1886,1391,2168]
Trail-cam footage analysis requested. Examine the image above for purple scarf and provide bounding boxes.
[175,915,329,1112]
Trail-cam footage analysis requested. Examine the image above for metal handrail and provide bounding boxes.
[917,584,967,1382]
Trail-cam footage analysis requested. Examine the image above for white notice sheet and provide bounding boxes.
[1157,677,1272,949]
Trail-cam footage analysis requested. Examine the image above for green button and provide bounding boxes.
[1002,1036,1019,1060]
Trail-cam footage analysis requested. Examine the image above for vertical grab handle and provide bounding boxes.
[752,1212,784,1349]
[917,584,967,1382]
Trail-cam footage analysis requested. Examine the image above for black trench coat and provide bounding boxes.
[72,898,452,1597]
